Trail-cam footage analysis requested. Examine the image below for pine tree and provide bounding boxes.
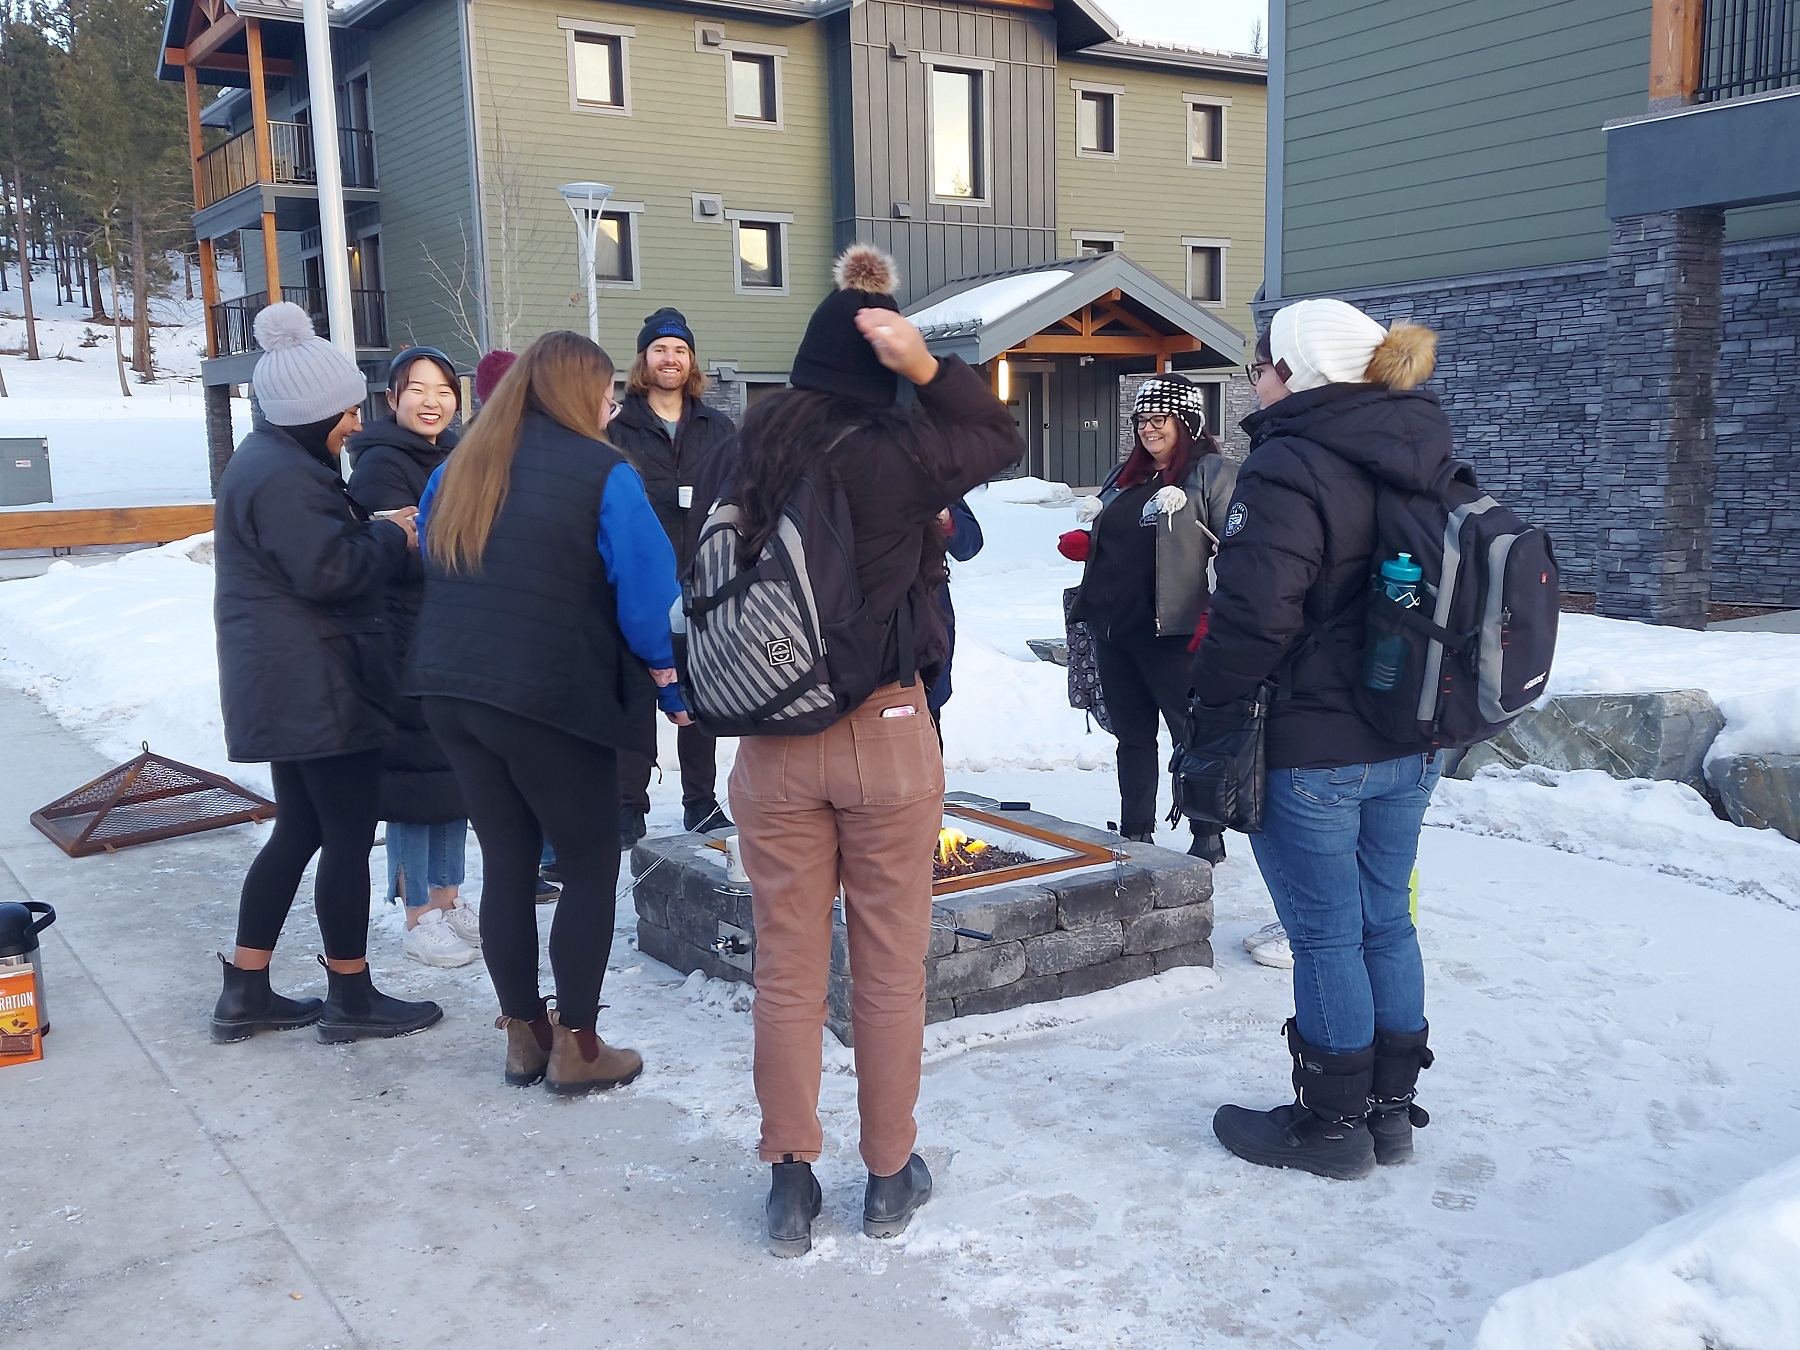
[0,5,61,362]
[60,0,186,378]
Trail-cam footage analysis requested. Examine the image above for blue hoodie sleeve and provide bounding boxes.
[597,460,679,671]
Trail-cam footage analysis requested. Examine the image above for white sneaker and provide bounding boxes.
[1243,921,1295,970]
[404,908,479,968]
[444,899,482,947]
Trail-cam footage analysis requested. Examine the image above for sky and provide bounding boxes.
[1103,0,1268,54]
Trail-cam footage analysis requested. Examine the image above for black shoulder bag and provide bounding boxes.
[1167,683,1272,835]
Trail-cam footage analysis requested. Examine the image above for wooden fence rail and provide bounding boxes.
[0,505,216,552]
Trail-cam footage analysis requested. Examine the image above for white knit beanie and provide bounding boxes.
[1269,298,1390,392]
[251,302,370,426]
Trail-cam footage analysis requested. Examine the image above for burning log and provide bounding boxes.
[933,827,1032,883]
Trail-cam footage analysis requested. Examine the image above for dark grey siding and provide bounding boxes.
[832,0,1058,304]
[366,0,478,366]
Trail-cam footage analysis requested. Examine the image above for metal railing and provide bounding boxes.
[196,122,379,209]
[1698,0,1800,101]
[210,287,388,357]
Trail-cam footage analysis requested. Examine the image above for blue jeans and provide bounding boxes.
[1249,753,1440,1055]
[385,819,469,906]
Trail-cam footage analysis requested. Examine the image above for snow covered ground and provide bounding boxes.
[5,326,1800,1345]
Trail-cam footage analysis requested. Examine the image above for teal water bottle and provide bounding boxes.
[1363,553,1423,691]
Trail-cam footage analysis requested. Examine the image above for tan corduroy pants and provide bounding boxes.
[729,681,944,1177]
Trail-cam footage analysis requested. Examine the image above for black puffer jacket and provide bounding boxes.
[608,392,736,566]
[1190,383,1453,770]
[344,420,463,823]
[214,426,409,763]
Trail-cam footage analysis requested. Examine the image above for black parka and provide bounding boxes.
[344,420,464,823]
[1190,383,1453,771]
[213,426,409,763]
[608,392,736,566]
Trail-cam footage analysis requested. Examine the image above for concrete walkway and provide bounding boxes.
[0,687,986,1349]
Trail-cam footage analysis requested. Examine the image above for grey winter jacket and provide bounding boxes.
[1093,452,1238,639]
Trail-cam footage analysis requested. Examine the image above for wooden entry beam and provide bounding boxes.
[1010,334,1202,357]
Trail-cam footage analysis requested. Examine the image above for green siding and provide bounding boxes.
[367,0,479,366]
[467,0,833,374]
[1727,202,1800,241]
[1056,55,1265,343]
[1282,0,1652,294]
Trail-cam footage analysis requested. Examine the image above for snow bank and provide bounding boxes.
[1475,1153,1800,1350]
[1430,765,1800,909]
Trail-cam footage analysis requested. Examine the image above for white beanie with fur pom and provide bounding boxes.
[251,301,370,426]
[1268,298,1391,392]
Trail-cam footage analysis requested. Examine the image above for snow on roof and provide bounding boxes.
[910,270,1073,334]
[1110,34,1250,62]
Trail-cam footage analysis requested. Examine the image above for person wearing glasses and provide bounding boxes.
[1057,375,1236,861]
[346,346,483,969]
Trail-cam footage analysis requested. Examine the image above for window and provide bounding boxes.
[1072,234,1122,257]
[561,20,634,115]
[1074,85,1120,157]
[727,213,790,294]
[930,66,985,200]
[1185,241,1226,304]
[730,52,778,124]
[596,213,633,284]
[1188,100,1225,164]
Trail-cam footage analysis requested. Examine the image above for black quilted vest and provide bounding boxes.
[406,413,657,756]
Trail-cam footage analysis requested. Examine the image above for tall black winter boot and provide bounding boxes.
[211,953,323,1043]
[1368,1024,1433,1165]
[1212,1019,1376,1181]
[315,956,443,1043]
[767,1157,823,1258]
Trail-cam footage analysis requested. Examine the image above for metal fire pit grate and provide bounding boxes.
[31,745,276,857]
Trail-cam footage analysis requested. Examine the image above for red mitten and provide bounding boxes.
[1187,612,1209,652]
[1057,529,1091,562]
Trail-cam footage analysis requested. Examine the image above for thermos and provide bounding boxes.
[0,900,56,1036]
[1363,553,1423,692]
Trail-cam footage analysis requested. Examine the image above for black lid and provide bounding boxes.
[0,901,53,958]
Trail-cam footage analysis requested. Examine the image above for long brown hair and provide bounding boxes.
[426,330,615,572]
[625,347,706,401]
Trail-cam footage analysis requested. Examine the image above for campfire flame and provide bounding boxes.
[936,827,991,870]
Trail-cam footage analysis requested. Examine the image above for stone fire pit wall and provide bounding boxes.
[629,793,1214,1046]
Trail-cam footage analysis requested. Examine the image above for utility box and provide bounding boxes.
[0,437,52,507]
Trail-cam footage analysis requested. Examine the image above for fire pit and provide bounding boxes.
[630,794,1213,1044]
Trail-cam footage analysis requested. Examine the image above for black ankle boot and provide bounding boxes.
[1368,1024,1433,1165]
[211,953,323,1043]
[684,799,733,833]
[618,808,648,852]
[1188,830,1226,863]
[863,1153,932,1238]
[767,1157,823,1258]
[315,957,443,1043]
[1212,1019,1376,1181]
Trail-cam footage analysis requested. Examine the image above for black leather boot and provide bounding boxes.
[1212,1019,1376,1181]
[1368,1024,1433,1165]
[618,808,647,852]
[767,1157,823,1258]
[1188,829,1226,863]
[211,953,323,1043]
[315,957,443,1043]
[684,799,733,833]
[863,1153,932,1238]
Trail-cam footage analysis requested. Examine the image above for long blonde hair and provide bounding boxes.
[426,331,615,572]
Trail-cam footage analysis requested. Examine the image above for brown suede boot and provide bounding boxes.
[545,1010,643,1096]
[496,1010,554,1087]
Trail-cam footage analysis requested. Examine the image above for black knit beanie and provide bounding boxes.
[789,245,903,407]
[637,307,696,354]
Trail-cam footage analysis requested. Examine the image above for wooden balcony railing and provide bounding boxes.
[210,288,388,357]
[196,122,379,209]
[1699,0,1800,100]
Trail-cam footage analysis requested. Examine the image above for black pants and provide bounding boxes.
[235,750,382,961]
[618,721,718,815]
[424,697,622,1029]
[1094,633,1200,838]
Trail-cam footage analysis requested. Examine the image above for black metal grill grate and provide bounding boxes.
[32,748,275,857]
[1699,0,1800,101]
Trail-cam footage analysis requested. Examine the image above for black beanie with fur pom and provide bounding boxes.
[789,244,903,407]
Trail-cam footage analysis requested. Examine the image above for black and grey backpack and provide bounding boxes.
[678,465,903,738]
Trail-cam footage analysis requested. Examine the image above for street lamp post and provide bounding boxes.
[558,182,614,344]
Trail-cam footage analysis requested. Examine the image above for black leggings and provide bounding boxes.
[423,697,622,1029]
[1095,633,1201,838]
[235,750,382,961]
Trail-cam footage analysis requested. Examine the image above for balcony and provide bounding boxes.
[197,122,378,210]
[211,287,388,358]
[1699,0,1800,101]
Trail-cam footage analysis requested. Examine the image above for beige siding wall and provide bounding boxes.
[467,0,832,373]
[1055,58,1266,343]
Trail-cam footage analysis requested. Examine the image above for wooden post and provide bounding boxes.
[1649,0,1705,108]
[182,65,221,357]
[246,19,281,298]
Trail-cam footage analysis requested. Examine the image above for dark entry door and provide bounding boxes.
[1004,369,1048,479]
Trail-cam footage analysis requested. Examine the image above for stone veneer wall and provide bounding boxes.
[1252,235,1800,606]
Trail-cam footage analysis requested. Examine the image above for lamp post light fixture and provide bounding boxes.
[559,181,614,344]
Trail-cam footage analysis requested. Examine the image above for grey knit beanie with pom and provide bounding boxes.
[251,302,370,426]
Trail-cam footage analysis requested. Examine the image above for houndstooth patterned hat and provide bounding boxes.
[1133,375,1207,442]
